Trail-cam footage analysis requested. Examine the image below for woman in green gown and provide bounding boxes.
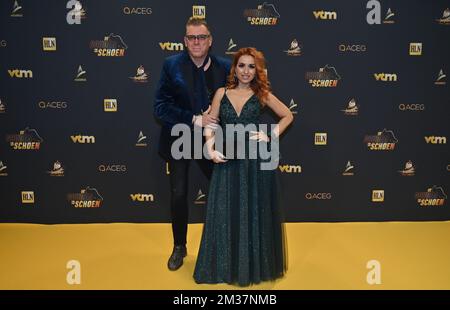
[194,47,293,286]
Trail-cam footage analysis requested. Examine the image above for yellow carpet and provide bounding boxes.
[0,222,449,290]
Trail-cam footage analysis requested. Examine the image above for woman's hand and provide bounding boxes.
[209,150,228,163]
[250,130,270,142]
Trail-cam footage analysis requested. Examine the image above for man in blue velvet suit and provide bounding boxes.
[154,17,231,271]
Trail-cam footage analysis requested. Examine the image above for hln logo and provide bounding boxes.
[374,73,397,82]
[192,6,206,19]
[159,42,184,51]
[313,11,337,20]
[372,190,384,202]
[70,135,95,143]
[21,191,35,203]
[409,43,422,56]
[104,99,117,112]
[8,69,33,78]
[315,133,327,145]
[425,136,447,144]
[130,194,154,202]
[42,37,56,51]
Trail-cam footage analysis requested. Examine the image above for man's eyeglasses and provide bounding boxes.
[185,34,210,42]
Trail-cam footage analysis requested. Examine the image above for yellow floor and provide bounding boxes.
[0,222,449,289]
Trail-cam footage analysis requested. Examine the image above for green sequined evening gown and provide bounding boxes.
[193,91,287,286]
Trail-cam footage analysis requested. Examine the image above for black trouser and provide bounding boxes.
[169,158,213,246]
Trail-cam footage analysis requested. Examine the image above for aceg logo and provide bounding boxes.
[338,44,367,52]
[398,103,425,111]
[123,7,152,15]
[98,164,127,173]
[305,192,332,200]
[38,100,68,109]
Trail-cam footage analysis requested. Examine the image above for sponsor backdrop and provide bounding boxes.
[0,0,449,223]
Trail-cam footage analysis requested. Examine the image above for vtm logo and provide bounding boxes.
[313,10,337,20]
[425,136,447,144]
[159,42,184,51]
[130,194,154,202]
[279,164,301,173]
[8,69,33,78]
[71,135,95,144]
[374,73,397,82]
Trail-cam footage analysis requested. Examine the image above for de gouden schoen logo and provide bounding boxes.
[364,129,398,151]
[67,186,103,208]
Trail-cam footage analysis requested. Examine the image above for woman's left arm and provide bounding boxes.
[264,92,294,138]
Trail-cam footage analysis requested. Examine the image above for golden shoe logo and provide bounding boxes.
[89,33,127,57]
[415,186,447,207]
[436,8,450,25]
[374,73,397,82]
[67,186,103,208]
[425,136,447,144]
[244,3,280,25]
[363,128,398,150]
[8,69,33,78]
[313,10,337,20]
[284,39,302,56]
[47,160,65,177]
[0,161,7,176]
[398,160,415,176]
[130,194,154,202]
[129,65,148,83]
[71,135,95,143]
[6,127,43,150]
[306,65,340,87]
[341,98,359,116]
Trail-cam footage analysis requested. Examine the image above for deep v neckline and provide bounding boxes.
[224,92,255,118]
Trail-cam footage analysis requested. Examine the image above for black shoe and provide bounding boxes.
[167,245,187,271]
